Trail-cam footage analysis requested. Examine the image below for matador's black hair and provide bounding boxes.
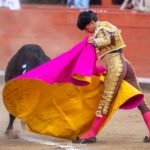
[77,10,98,30]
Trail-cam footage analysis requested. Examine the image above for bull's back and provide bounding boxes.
[5,49,50,82]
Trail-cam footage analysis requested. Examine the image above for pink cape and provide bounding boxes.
[16,37,105,85]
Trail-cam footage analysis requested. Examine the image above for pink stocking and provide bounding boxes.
[80,115,107,139]
[143,111,150,138]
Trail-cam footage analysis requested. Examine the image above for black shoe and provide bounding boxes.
[72,137,96,144]
[143,136,150,143]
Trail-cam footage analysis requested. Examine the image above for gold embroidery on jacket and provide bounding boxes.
[94,21,126,57]
[96,53,123,116]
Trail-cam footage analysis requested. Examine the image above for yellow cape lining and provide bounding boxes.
[3,75,142,139]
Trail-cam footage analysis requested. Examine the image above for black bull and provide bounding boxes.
[5,44,50,138]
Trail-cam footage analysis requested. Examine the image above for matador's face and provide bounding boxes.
[84,21,96,34]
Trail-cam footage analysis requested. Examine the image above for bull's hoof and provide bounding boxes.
[5,129,19,139]
[72,137,96,144]
[143,136,150,143]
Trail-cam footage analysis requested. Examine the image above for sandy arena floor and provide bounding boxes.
[0,82,150,150]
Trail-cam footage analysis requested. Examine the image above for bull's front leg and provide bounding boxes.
[5,114,19,139]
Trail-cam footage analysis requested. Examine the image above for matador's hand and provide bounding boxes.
[88,37,94,44]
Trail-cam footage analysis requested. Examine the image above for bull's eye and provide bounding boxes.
[22,64,27,69]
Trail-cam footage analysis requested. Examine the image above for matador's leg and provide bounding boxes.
[73,52,127,143]
[124,60,149,112]
[97,52,127,116]
[124,60,150,142]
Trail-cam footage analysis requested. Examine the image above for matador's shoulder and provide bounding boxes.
[98,21,118,33]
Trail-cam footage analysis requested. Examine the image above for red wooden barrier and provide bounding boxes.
[101,0,112,7]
